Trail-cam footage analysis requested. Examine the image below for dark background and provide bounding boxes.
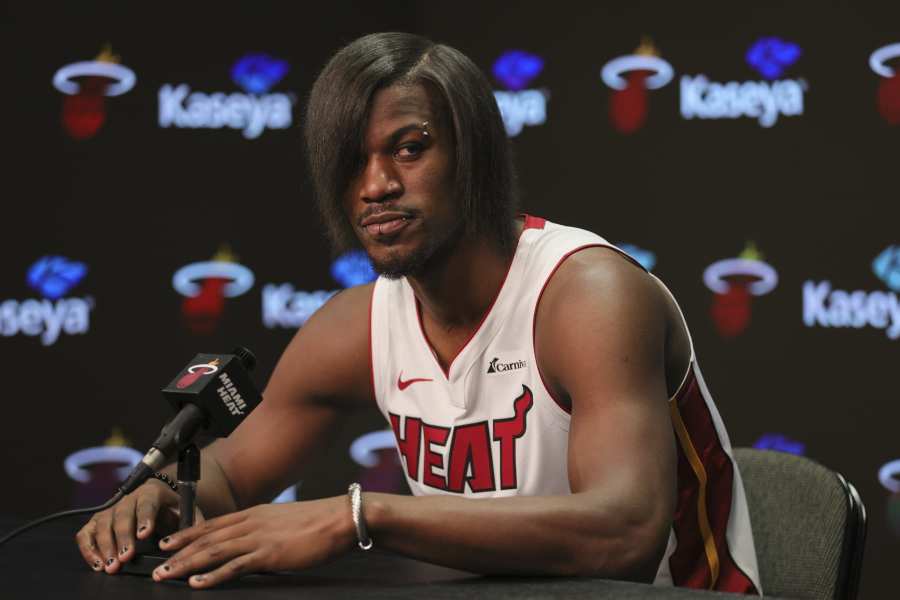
[1,1,896,596]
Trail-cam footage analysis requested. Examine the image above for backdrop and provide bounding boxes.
[2,1,896,596]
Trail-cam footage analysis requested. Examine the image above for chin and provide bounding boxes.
[369,245,430,280]
[360,219,461,280]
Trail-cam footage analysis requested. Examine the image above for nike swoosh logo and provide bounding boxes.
[397,371,434,391]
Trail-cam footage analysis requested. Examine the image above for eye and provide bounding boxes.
[394,142,425,161]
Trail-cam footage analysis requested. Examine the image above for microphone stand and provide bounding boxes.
[120,444,200,577]
[177,444,200,530]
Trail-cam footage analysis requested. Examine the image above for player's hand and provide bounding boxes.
[74,479,203,574]
[151,497,355,588]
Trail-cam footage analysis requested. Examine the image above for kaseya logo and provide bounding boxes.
[53,44,136,140]
[803,245,900,340]
[173,246,254,335]
[264,249,377,329]
[752,433,805,455]
[1,256,94,346]
[682,37,806,128]
[703,243,778,338]
[492,50,548,137]
[601,37,674,134]
[870,43,900,124]
[159,53,293,139]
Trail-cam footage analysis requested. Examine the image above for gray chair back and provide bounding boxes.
[733,448,866,600]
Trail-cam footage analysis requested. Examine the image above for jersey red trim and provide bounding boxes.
[413,218,538,379]
[522,214,546,230]
[415,252,517,379]
[668,370,758,594]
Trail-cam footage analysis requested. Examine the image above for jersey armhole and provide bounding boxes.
[531,243,610,415]
[647,272,697,402]
[531,243,693,413]
[368,280,379,411]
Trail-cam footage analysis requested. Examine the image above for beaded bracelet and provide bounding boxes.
[151,472,179,492]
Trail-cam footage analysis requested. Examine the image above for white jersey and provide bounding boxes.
[369,216,761,594]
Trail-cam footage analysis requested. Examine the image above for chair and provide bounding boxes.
[733,448,867,600]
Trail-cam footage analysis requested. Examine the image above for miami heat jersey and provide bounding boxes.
[369,216,761,594]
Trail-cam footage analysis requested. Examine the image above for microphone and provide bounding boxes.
[118,346,261,495]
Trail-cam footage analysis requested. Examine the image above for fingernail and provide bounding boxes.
[106,558,115,566]
[192,574,206,583]
[138,525,147,534]
[161,536,171,545]
[92,560,102,571]
[119,546,128,556]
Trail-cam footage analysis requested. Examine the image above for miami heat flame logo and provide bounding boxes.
[704,243,778,338]
[879,460,900,536]
[52,45,136,140]
[870,43,900,125]
[176,358,221,389]
[172,246,255,335]
[64,428,142,507]
[601,37,673,134]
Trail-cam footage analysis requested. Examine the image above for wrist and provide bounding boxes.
[145,476,177,496]
[361,492,388,537]
[335,495,358,551]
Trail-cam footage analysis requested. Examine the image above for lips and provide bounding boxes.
[360,211,413,238]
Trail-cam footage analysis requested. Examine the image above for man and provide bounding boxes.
[76,32,761,593]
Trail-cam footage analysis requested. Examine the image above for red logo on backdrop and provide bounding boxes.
[176,359,221,388]
[879,460,900,536]
[172,246,255,335]
[703,243,778,338]
[601,37,674,134]
[870,43,900,124]
[64,428,142,507]
[52,45,136,140]
[349,430,408,494]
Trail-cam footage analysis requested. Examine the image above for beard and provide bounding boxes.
[366,217,464,280]
[372,245,431,279]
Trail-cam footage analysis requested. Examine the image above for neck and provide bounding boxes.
[407,220,522,331]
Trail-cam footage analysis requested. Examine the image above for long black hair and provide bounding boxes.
[304,32,518,253]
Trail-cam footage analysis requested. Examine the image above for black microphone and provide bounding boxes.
[118,346,261,495]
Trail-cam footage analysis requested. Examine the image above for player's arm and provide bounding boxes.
[196,282,375,514]
[76,283,374,573]
[362,248,677,581]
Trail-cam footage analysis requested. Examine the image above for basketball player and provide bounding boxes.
[76,32,761,594]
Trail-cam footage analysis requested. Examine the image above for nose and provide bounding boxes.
[359,155,403,204]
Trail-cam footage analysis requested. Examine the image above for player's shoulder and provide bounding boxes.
[540,246,664,316]
[274,282,375,405]
[324,281,375,313]
[535,245,672,355]
[533,245,673,410]
[304,282,374,332]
